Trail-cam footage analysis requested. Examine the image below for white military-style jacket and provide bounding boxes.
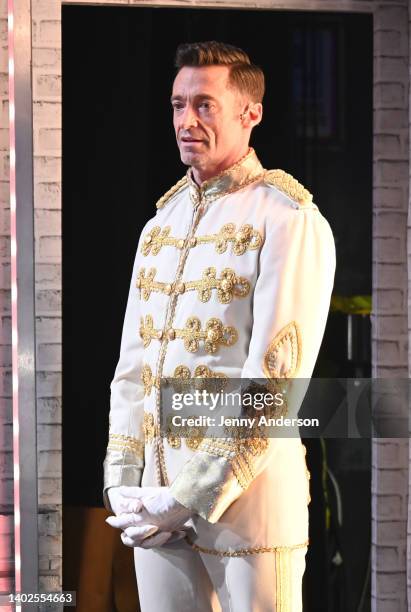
[103,147,336,555]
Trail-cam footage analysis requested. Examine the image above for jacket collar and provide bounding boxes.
[186,147,265,206]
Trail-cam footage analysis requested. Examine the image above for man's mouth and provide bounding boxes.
[181,137,203,143]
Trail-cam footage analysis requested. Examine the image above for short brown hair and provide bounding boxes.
[174,41,265,104]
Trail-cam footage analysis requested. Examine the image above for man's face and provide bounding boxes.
[171,65,248,176]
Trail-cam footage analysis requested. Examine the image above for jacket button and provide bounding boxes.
[176,282,185,293]
[177,239,185,249]
[156,330,163,339]
[167,328,176,340]
[164,284,172,294]
[144,235,152,243]
[189,237,197,247]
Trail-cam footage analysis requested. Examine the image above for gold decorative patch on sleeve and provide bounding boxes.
[155,176,188,210]
[264,169,313,207]
[263,321,302,379]
[107,433,144,458]
[136,266,250,303]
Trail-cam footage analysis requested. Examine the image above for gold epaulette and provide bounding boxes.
[155,176,188,210]
[264,169,313,207]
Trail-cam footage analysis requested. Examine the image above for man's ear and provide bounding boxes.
[248,103,263,128]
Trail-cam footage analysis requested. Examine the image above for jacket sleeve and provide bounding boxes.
[102,227,148,512]
[169,203,336,522]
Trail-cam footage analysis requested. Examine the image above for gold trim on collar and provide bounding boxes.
[137,266,250,303]
[186,147,265,206]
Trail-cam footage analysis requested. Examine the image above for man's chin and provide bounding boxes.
[179,150,206,167]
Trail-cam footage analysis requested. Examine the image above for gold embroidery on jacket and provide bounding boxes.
[176,316,238,353]
[264,169,313,207]
[107,433,144,458]
[143,413,156,444]
[141,226,184,256]
[141,364,159,396]
[136,266,250,303]
[140,223,262,257]
[139,314,163,347]
[141,363,228,396]
[263,321,302,379]
[140,316,238,353]
[143,412,206,450]
[186,537,309,557]
[198,223,262,255]
[171,364,228,394]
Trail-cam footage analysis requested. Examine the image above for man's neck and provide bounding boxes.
[191,146,251,186]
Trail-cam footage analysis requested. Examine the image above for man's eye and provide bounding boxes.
[172,103,184,111]
[199,102,211,110]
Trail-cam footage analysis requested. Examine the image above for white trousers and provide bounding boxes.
[134,539,308,612]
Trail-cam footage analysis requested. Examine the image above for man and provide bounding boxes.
[103,40,336,611]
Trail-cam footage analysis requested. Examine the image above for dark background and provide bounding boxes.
[62,7,372,611]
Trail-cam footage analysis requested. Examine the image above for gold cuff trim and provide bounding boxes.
[197,434,269,490]
[186,537,309,557]
[136,266,250,304]
[107,433,144,458]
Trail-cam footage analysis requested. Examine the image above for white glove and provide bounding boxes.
[107,486,142,516]
[105,486,193,548]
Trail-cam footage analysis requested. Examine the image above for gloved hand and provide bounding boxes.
[105,486,193,548]
[107,486,141,516]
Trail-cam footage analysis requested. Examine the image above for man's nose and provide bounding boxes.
[178,105,198,129]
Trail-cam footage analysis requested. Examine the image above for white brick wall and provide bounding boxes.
[0,0,13,601]
[0,0,408,607]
